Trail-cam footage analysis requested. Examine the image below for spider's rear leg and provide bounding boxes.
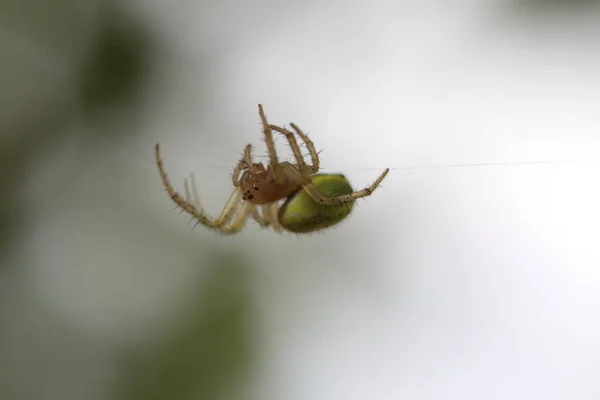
[307,168,390,205]
[284,166,390,206]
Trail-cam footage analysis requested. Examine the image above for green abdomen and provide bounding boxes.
[278,174,355,233]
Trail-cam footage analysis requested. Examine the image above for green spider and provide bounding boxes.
[155,104,389,234]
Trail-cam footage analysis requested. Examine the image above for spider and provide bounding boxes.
[155,104,389,235]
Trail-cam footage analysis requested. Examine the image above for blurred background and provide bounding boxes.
[2,0,600,399]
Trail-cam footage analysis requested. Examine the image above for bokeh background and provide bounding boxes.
[2,0,600,399]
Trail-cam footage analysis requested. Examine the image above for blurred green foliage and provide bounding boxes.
[1,2,257,399]
[510,0,600,14]
[79,5,153,118]
[115,253,255,400]
[0,2,153,264]
[524,0,600,5]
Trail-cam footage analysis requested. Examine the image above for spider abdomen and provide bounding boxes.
[278,174,355,233]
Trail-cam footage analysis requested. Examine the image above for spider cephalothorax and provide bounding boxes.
[239,162,300,204]
[155,104,389,234]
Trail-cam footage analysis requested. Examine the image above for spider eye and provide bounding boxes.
[253,185,259,191]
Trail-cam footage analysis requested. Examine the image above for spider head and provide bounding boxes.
[240,163,301,205]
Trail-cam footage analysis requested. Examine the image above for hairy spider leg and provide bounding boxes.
[269,123,320,173]
[231,144,253,186]
[284,164,390,206]
[188,173,277,234]
[267,120,390,205]
[267,124,310,174]
[251,205,270,228]
[183,173,243,229]
[156,143,244,230]
[217,202,253,234]
[290,123,320,173]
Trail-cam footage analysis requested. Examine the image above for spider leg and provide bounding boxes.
[290,123,319,173]
[268,124,311,177]
[231,144,253,186]
[260,205,272,224]
[255,204,278,230]
[308,168,390,205]
[283,164,390,205]
[155,143,243,231]
[270,123,319,173]
[250,204,269,228]
[218,202,253,234]
[258,104,285,184]
[185,173,242,226]
[267,203,284,232]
